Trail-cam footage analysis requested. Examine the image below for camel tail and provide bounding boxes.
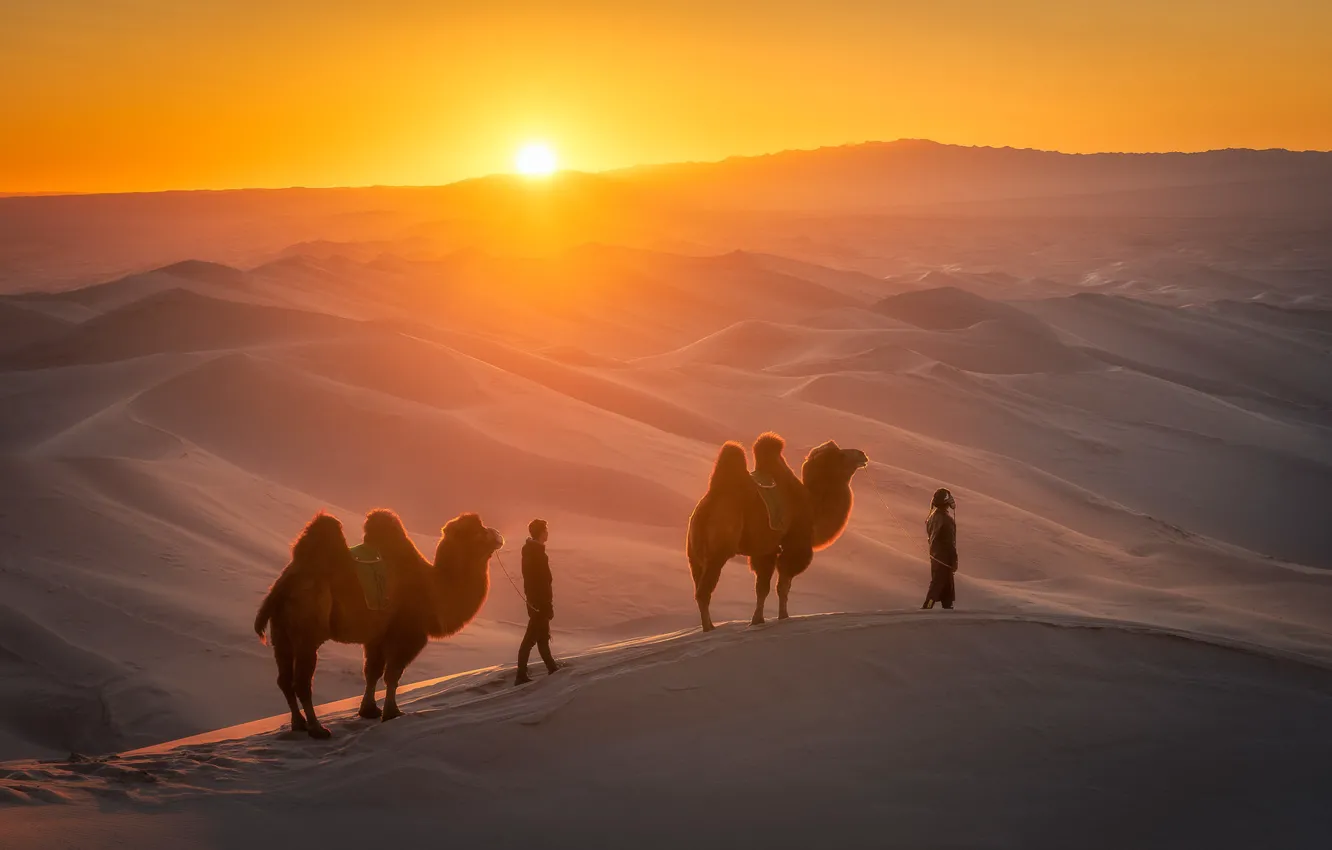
[253,575,284,645]
[708,441,750,494]
[254,560,305,644]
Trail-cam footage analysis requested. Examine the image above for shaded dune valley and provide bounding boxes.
[2,143,1332,848]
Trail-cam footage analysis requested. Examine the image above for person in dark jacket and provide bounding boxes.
[922,488,958,609]
[516,518,561,685]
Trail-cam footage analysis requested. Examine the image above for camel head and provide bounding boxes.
[434,512,504,572]
[803,440,868,483]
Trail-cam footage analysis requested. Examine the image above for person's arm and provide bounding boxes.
[540,549,555,619]
[941,515,958,572]
[521,545,545,613]
[929,514,958,572]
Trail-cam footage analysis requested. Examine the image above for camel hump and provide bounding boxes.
[290,511,348,563]
[754,432,785,460]
[363,508,410,551]
[708,441,750,493]
[754,432,796,479]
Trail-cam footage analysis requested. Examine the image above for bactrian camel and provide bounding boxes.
[686,433,868,631]
[254,509,501,738]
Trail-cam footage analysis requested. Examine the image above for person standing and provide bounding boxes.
[922,488,958,609]
[516,518,561,685]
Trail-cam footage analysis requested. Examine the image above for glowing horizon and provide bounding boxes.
[3,1,1330,194]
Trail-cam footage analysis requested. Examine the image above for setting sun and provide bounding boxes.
[515,143,558,177]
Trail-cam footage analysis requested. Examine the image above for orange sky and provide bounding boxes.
[3,0,1330,194]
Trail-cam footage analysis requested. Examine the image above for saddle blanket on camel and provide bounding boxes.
[751,471,789,532]
[349,542,390,610]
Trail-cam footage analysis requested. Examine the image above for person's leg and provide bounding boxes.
[923,565,944,609]
[529,615,557,673]
[941,571,956,609]
[516,618,537,684]
[537,637,558,674]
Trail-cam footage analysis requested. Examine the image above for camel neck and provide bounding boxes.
[430,553,490,638]
[807,476,854,550]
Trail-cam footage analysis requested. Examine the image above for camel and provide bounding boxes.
[686,433,868,631]
[253,509,501,738]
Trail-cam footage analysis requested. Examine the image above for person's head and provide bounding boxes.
[931,488,955,511]
[528,518,549,543]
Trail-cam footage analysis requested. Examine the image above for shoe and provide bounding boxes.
[546,662,565,675]
[514,672,533,686]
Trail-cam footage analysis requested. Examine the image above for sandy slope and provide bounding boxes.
[0,252,1328,763]
[4,613,1331,849]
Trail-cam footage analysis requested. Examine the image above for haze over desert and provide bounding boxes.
[1,140,1330,846]
[3,2,1332,847]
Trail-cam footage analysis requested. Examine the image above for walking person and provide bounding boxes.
[516,518,561,684]
[922,488,958,609]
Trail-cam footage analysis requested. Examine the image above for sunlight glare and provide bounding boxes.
[515,142,558,177]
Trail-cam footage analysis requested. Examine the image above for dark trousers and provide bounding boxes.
[518,613,557,676]
[923,564,956,609]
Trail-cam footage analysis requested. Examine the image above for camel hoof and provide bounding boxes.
[358,702,382,720]
[307,724,332,740]
[750,615,765,626]
[381,705,403,722]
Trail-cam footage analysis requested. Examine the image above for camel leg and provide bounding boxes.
[776,574,793,620]
[358,642,385,719]
[695,557,726,632]
[749,552,777,626]
[381,631,428,722]
[293,644,331,739]
[776,544,812,620]
[272,630,306,733]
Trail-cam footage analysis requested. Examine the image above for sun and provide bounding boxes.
[515,142,557,177]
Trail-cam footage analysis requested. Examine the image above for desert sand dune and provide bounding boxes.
[642,320,891,371]
[131,352,694,530]
[1193,299,1332,348]
[0,302,71,353]
[10,261,265,322]
[793,364,1332,566]
[2,289,362,370]
[0,234,1328,763]
[1024,293,1332,410]
[874,284,1056,332]
[4,614,1331,849]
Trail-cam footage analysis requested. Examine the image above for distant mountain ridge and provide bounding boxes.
[616,139,1332,213]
